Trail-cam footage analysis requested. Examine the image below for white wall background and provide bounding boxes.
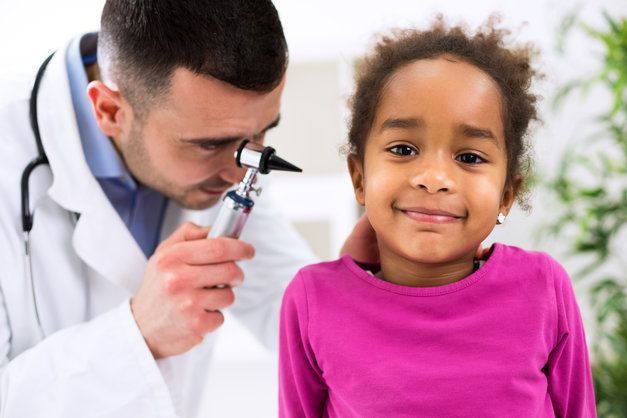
[1,1,625,417]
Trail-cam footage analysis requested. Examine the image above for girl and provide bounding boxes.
[279,18,596,417]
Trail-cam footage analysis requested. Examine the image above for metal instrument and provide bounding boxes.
[208,140,301,238]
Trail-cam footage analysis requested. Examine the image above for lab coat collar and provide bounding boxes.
[36,39,147,294]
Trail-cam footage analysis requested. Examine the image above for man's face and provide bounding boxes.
[116,68,285,210]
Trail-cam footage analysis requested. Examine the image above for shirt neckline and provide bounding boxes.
[65,33,136,190]
[341,243,502,297]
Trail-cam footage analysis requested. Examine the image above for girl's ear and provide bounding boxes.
[499,176,522,216]
[347,155,366,206]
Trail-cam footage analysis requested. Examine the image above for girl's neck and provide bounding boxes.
[377,248,476,287]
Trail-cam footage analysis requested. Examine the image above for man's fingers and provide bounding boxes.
[163,263,245,293]
[474,245,489,260]
[189,309,225,335]
[340,213,379,263]
[188,226,211,241]
[197,287,236,311]
[157,222,210,251]
[353,214,375,239]
[168,237,255,266]
[178,287,235,315]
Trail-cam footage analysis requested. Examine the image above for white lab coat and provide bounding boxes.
[0,40,316,417]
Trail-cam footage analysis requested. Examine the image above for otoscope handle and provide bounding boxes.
[207,191,255,239]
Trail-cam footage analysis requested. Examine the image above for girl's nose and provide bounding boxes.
[410,156,456,193]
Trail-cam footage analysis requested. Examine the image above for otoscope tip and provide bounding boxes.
[267,154,302,173]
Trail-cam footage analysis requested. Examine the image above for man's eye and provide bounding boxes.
[387,145,417,156]
[456,153,484,164]
[199,142,232,152]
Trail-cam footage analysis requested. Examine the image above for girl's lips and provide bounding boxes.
[400,208,463,224]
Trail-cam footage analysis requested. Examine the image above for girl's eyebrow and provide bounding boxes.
[379,118,500,147]
[458,123,499,147]
[379,117,425,132]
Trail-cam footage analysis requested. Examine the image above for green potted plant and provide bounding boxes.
[546,12,627,416]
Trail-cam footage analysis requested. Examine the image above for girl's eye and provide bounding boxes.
[387,145,417,156]
[456,153,485,164]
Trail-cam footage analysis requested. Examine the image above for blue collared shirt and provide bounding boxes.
[65,34,167,258]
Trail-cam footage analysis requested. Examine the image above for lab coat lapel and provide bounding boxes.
[36,41,147,295]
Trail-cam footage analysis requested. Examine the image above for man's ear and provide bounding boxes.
[86,80,127,138]
[499,176,522,216]
[347,154,366,206]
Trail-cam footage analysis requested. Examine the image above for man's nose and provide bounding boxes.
[212,141,247,184]
[218,157,248,185]
[410,154,456,193]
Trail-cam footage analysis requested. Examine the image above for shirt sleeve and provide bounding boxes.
[546,257,597,417]
[279,273,327,418]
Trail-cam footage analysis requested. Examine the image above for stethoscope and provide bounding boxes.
[21,52,56,339]
[18,47,102,345]
[22,53,54,235]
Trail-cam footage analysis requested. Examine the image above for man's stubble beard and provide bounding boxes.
[122,121,201,209]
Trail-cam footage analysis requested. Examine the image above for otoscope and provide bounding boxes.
[208,140,302,239]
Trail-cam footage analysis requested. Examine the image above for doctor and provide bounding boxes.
[0,0,375,416]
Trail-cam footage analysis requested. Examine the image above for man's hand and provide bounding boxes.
[340,214,379,263]
[131,222,255,359]
[475,245,491,260]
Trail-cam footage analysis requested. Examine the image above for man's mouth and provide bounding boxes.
[200,187,230,196]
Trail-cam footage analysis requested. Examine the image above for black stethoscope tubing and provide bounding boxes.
[20,52,93,339]
[21,52,55,235]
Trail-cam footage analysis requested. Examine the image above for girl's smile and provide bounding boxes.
[396,205,466,224]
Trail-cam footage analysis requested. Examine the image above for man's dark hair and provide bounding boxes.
[346,16,541,208]
[99,0,288,116]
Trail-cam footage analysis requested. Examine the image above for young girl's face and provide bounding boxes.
[349,56,516,276]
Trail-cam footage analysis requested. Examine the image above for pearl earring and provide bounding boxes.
[497,212,506,225]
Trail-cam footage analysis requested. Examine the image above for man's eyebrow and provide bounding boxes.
[181,115,281,146]
[261,115,281,134]
[379,117,425,132]
[181,136,242,147]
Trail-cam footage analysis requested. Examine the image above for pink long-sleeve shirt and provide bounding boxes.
[279,244,596,417]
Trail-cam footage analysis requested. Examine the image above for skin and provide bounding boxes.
[348,55,519,288]
[86,67,284,358]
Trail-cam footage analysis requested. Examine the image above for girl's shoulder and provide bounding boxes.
[291,256,354,286]
[491,243,573,290]
[494,243,566,270]
[286,255,367,298]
